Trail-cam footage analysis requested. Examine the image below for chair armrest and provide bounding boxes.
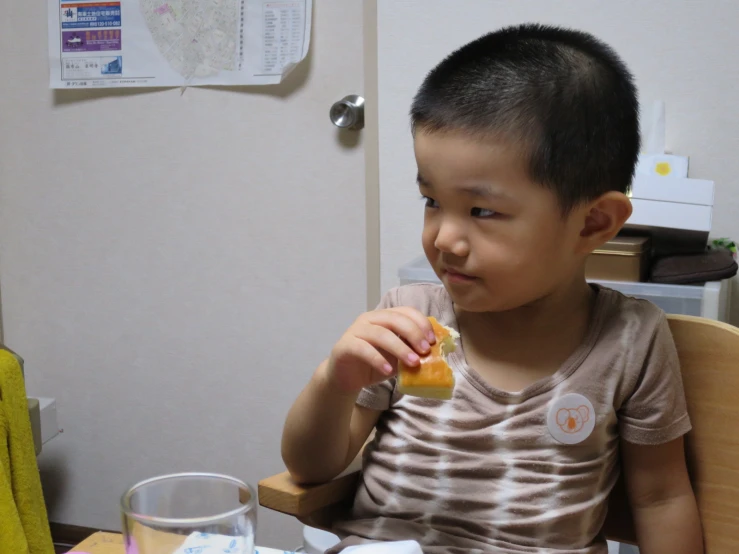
[258,470,360,518]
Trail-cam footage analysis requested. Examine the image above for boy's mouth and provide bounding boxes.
[443,267,477,282]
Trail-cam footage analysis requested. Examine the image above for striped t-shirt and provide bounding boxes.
[330,283,691,553]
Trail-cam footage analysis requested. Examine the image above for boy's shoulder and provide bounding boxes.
[600,284,666,320]
[596,285,670,348]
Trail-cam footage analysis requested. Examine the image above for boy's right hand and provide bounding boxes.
[324,307,436,394]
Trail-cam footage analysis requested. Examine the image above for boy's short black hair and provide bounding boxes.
[410,24,640,211]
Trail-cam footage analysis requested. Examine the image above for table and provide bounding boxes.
[71,532,294,554]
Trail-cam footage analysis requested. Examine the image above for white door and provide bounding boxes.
[376,0,739,306]
[0,1,367,549]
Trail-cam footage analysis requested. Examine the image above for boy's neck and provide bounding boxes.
[456,275,595,342]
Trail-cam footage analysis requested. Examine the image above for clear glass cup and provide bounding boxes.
[121,472,257,554]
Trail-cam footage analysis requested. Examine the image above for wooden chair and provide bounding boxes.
[259,315,739,551]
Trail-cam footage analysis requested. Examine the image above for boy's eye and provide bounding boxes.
[421,196,439,209]
[471,207,496,218]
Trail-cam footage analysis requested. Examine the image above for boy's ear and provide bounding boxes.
[576,192,633,254]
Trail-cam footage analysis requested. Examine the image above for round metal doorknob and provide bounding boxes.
[330,95,365,130]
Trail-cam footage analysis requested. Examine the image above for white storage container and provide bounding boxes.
[628,175,714,234]
[398,256,731,322]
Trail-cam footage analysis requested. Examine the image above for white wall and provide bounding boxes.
[0,1,366,549]
[378,0,739,324]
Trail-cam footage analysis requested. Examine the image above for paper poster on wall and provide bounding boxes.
[48,0,312,88]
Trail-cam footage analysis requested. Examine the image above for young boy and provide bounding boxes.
[282,24,703,554]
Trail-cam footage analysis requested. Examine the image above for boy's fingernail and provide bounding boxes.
[427,331,436,342]
[407,353,420,364]
[383,363,393,374]
[420,340,430,352]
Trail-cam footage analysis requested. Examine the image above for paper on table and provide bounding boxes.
[171,533,422,554]
[47,0,312,88]
[173,532,292,554]
[343,541,424,554]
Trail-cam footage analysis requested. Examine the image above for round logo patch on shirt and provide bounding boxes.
[547,393,596,445]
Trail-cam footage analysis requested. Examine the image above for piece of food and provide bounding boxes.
[397,317,459,400]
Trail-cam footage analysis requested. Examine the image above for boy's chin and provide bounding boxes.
[446,289,515,313]
[447,282,553,313]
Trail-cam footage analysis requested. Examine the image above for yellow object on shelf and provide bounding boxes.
[635,154,689,178]
[0,349,54,554]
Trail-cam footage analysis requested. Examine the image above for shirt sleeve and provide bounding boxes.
[618,315,692,445]
[356,288,400,412]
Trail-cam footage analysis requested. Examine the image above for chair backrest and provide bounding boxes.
[604,315,739,552]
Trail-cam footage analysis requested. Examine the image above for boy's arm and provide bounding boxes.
[281,360,382,485]
[282,305,433,485]
[621,437,703,554]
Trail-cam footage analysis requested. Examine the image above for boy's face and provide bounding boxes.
[415,130,591,313]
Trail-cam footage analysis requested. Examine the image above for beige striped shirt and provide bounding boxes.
[330,284,690,553]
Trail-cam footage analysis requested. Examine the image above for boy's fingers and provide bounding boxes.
[349,336,395,376]
[355,324,422,367]
[365,310,433,355]
[388,307,435,344]
[376,347,398,372]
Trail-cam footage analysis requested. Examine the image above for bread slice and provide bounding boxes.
[397,316,459,400]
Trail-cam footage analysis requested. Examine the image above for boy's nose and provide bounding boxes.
[434,219,469,257]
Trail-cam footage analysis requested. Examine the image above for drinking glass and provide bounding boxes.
[121,472,257,554]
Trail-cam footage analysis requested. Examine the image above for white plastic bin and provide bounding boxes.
[398,256,731,322]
